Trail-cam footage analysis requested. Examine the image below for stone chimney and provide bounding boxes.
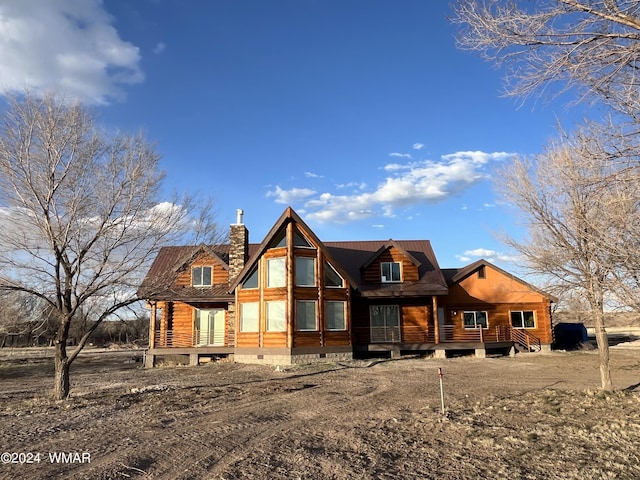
[228,209,249,284]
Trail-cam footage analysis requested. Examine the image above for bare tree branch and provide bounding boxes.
[0,92,221,399]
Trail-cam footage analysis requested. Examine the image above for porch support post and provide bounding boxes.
[148,301,156,350]
[433,296,440,345]
[286,222,294,349]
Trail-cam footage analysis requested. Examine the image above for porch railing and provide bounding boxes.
[152,330,228,348]
[354,324,539,346]
[508,326,542,352]
[153,330,195,348]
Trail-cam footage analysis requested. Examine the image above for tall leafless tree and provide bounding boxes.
[452,0,640,118]
[0,92,220,400]
[496,123,639,390]
[452,1,640,390]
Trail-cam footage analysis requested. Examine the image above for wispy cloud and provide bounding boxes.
[456,248,520,264]
[266,186,316,204]
[0,0,143,104]
[268,150,513,223]
[389,152,412,159]
[413,143,424,150]
[304,171,323,178]
[336,181,367,190]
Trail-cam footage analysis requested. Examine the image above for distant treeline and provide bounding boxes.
[0,317,149,348]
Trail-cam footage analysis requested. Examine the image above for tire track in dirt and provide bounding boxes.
[74,365,393,479]
[179,367,396,479]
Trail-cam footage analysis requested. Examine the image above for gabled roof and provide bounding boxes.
[360,240,422,270]
[140,207,449,301]
[324,240,448,297]
[229,207,357,290]
[138,243,260,301]
[442,259,556,301]
[174,243,230,274]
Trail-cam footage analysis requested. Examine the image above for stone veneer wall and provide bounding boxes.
[227,221,248,347]
[234,352,353,366]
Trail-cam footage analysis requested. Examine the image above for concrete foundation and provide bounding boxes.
[234,351,353,366]
[433,349,447,359]
[474,348,486,358]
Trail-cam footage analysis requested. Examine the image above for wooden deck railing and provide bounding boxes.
[508,326,542,352]
[355,324,540,347]
[153,330,195,348]
[154,325,542,349]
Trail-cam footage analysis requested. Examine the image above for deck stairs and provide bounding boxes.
[510,327,542,352]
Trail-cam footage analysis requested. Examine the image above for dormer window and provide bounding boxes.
[192,266,212,287]
[381,262,401,283]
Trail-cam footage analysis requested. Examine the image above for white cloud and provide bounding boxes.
[266,186,316,204]
[295,150,514,223]
[456,248,520,264]
[413,143,424,150]
[336,181,367,190]
[389,152,412,159]
[0,0,143,104]
[304,171,323,178]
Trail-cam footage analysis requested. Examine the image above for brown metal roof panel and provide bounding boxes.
[325,240,447,290]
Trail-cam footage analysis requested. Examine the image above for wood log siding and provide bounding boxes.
[235,229,351,349]
[174,252,229,287]
[362,247,419,284]
[401,305,430,343]
[443,302,553,344]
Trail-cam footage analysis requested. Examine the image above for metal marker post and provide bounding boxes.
[438,367,445,415]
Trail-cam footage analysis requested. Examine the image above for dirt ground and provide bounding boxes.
[1,347,639,480]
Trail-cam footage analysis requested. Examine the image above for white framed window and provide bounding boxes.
[296,300,317,331]
[240,302,259,332]
[267,257,286,288]
[381,262,401,283]
[192,266,212,287]
[324,262,344,288]
[296,257,316,286]
[511,311,535,329]
[266,300,286,331]
[463,311,488,329]
[326,301,346,331]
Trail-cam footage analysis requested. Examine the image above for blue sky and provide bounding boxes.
[0,0,585,272]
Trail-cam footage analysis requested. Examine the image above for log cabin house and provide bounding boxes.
[138,207,554,367]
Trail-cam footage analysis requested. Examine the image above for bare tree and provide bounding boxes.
[452,1,640,391]
[496,123,640,390]
[0,92,218,400]
[0,291,47,347]
[451,0,640,117]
